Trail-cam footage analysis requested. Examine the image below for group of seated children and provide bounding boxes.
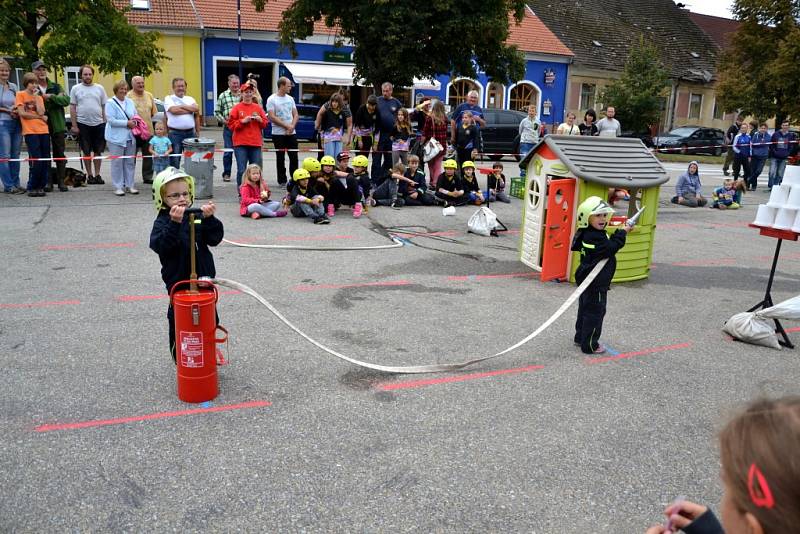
[238,152,513,224]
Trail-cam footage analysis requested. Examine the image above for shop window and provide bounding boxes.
[300,83,343,106]
[448,79,479,108]
[509,83,539,112]
[486,82,504,109]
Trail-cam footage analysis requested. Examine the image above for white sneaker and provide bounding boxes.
[114,189,125,196]
[128,187,139,195]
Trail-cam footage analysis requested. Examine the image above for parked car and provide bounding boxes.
[655,126,725,156]
[263,104,320,142]
[479,109,528,161]
[620,129,654,147]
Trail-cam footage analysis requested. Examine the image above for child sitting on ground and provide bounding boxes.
[711,178,743,210]
[317,155,337,217]
[571,196,632,354]
[288,168,329,224]
[434,158,467,207]
[401,155,435,206]
[349,155,372,213]
[372,162,410,208]
[487,162,511,203]
[329,154,364,218]
[461,160,484,205]
[149,122,173,175]
[149,168,224,362]
[645,395,800,534]
[239,164,287,219]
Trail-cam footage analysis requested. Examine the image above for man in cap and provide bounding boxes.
[32,60,70,191]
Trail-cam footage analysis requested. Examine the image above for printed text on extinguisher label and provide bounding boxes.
[179,331,204,368]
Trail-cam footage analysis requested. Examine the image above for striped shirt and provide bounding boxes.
[214,89,240,124]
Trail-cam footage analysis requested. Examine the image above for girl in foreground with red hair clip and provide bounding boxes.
[646,396,800,534]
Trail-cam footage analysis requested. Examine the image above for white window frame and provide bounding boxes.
[64,66,82,95]
[689,93,703,120]
[579,83,596,111]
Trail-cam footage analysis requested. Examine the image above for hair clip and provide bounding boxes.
[748,463,775,509]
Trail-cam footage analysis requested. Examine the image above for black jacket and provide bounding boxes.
[570,226,627,289]
[149,210,224,292]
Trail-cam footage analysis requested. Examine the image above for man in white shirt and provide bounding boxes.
[69,64,108,183]
[163,77,200,168]
[266,76,299,186]
[595,106,621,137]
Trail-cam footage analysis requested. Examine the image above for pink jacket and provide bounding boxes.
[239,181,271,216]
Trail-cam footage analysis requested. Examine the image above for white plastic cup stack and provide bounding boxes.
[786,183,800,209]
[766,183,792,208]
[753,205,777,227]
[772,207,797,230]
[783,165,800,186]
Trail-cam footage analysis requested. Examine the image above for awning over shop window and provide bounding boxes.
[283,62,355,86]
[413,78,442,90]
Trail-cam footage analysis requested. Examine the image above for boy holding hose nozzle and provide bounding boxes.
[571,197,641,354]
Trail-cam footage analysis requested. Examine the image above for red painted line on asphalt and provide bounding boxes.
[293,280,412,292]
[786,327,800,333]
[585,342,692,364]
[116,290,241,302]
[399,230,460,238]
[34,400,271,432]
[377,364,545,391]
[447,272,536,282]
[658,223,697,230]
[40,242,137,251]
[709,221,751,229]
[0,300,81,309]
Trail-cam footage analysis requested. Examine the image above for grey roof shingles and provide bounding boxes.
[520,135,670,188]
[525,0,719,82]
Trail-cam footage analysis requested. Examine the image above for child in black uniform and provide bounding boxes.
[571,196,631,354]
[149,168,224,362]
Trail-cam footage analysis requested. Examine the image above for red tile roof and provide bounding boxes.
[688,12,740,50]
[507,9,573,56]
[121,0,571,56]
[118,0,200,29]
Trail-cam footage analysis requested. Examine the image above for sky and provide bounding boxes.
[677,0,735,18]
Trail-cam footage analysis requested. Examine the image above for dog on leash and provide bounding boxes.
[51,167,87,188]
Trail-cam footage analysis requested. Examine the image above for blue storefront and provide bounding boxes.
[201,36,570,125]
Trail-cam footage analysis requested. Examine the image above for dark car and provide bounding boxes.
[263,104,320,142]
[621,129,654,147]
[655,126,725,156]
[479,109,528,161]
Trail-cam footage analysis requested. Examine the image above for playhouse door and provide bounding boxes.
[540,178,576,282]
[519,171,546,271]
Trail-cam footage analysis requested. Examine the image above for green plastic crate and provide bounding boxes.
[509,177,525,199]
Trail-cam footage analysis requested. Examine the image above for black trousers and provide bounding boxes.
[732,154,751,181]
[50,131,66,185]
[272,134,298,185]
[434,191,468,206]
[575,287,607,353]
[330,175,361,207]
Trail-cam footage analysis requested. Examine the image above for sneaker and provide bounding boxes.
[222,174,231,182]
[327,204,335,217]
[390,199,402,209]
[314,216,330,225]
[44,184,53,192]
[12,187,26,194]
[38,189,46,197]
[353,203,363,218]
[251,212,261,219]
[114,189,125,196]
[27,190,36,197]
[368,197,377,207]
[275,209,288,217]
[127,187,139,195]
[87,175,101,185]
[591,345,606,355]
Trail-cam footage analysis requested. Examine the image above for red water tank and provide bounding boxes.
[171,280,220,403]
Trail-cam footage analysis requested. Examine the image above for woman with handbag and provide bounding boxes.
[422,99,447,189]
[104,80,138,196]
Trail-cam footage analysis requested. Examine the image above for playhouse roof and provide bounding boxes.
[520,135,669,189]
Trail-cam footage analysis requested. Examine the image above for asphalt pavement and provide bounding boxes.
[2,135,799,532]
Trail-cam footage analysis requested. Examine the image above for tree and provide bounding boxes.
[252,0,527,89]
[599,36,669,133]
[0,0,167,76]
[716,0,800,124]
